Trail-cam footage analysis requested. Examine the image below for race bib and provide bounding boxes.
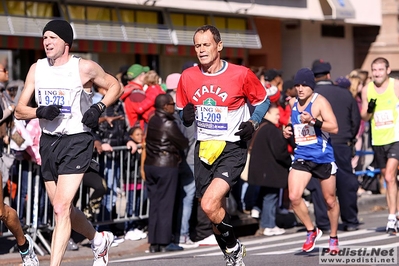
[374,110,394,129]
[37,88,72,118]
[196,105,228,136]
[293,124,317,145]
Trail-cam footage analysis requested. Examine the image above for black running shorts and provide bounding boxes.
[40,132,94,182]
[291,159,337,180]
[194,140,246,198]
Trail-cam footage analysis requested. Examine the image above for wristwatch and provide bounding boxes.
[249,120,259,131]
[309,118,316,126]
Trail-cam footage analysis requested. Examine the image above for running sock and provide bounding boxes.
[214,233,227,252]
[18,237,29,254]
[330,236,338,239]
[226,242,239,253]
[93,232,103,246]
[307,228,316,233]
[214,213,237,249]
[388,214,396,221]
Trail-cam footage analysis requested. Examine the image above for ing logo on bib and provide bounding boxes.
[203,98,216,106]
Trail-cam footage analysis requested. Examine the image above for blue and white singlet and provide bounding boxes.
[291,93,335,163]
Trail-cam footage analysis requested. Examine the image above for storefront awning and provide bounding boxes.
[0,15,261,49]
[93,0,326,21]
[0,34,159,55]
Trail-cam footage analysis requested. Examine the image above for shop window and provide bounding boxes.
[111,9,118,22]
[227,18,246,30]
[6,1,25,16]
[213,17,226,29]
[67,5,118,22]
[170,13,184,26]
[136,10,157,24]
[183,15,247,31]
[171,13,211,28]
[120,9,135,23]
[67,5,85,20]
[6,1,54,17]
[213,16,246,30]
[26,1,54,17]
[119,9,158,24]
[321,24,345,38]
[87,6,111,21]
[186,14,205,27]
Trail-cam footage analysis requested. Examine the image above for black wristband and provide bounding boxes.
[310,118,323,128]
[96,102,106,113]
[314,119,323,128]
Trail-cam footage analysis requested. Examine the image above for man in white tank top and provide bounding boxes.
[15,19,123,266]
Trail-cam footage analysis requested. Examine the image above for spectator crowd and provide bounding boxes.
[0,21,396,266]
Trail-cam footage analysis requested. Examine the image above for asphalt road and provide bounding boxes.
[34,209,399,266]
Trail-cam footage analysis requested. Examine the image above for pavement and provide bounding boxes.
[0,193,388,265]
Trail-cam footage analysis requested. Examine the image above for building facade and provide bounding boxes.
[0,0,381,81]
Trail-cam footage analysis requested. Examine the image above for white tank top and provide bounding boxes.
[35,56,92,135]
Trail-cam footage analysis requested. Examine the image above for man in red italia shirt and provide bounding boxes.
[176,25,270,266]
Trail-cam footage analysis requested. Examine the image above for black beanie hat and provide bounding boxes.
[42,20,73,47]
[294,68,316,90]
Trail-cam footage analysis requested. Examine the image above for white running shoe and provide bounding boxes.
[224,240,246,266]
[92,231,114,266]
[179,235,199,249]
[124,228,147,241]
[263,226,285,236]
[250,209,260,219]
[196,234,218,246]
[386,219,397,235]
[20,234,39,266]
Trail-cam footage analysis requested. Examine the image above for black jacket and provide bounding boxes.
[247,119,291,188]
[145,109,188,167]
[314,80,360,145]
[98,99,131,146]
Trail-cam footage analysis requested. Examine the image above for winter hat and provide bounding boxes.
[335,76,351,89]
[294,68,316,90]
[42,20,73,47]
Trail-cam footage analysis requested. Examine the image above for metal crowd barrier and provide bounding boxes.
[1,146,148,255]
[353,149,386,194]
[354,149,380,177]
[354,168,381,177]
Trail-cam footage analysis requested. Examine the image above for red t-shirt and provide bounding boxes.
[176,61,267,141]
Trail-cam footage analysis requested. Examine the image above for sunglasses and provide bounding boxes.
[167,102,175,105]
[0,68,7,73]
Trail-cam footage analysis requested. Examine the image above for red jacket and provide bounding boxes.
[122,81,165,129]
[277,104,291,129]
